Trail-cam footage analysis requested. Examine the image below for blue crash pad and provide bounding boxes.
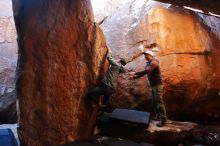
[0,129,18,146]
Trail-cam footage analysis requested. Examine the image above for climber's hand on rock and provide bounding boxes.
[128,71,136,76]
[128,72,136,79]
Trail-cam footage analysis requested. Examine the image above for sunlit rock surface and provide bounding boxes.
[100,0,220,121]
[12,0,108,145]
[150,8,220,121]
[0,0,17,124]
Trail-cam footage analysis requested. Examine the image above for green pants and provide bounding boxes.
[151,84,167,122]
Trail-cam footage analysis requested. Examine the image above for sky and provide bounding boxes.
[0,0,106,17]
[91,0,110,12]
[0,0,13,17]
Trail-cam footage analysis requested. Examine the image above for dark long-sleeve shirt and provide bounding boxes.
[134,58,162,86]
[102,52,125,89]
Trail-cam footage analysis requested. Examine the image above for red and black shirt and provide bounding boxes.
[134,58,162,86]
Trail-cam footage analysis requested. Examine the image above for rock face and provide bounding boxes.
[0,0,17,124]
[149,8,220,121]
[12,0,108,145]
[100,0,220,122]
[100,1,170,113]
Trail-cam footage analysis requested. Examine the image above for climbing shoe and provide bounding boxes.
[156,120,166,127]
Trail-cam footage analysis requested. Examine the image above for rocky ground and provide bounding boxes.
[61,117,220,146]
[1,120,220,146]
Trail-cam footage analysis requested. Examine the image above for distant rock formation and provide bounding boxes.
[0,0,17,124]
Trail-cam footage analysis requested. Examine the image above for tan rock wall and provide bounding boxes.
[149,8,220,119]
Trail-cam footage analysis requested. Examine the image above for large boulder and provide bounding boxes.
[100,0,220,122]
[150,8,220,121]
[12,0,108,145]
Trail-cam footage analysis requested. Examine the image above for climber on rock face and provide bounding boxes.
[87,47,127,111]
[130,45,167,127]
